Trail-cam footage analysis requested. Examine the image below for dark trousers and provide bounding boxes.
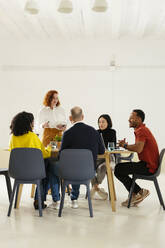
[35,158,60,202]
[34,158,50,201]
[114,161,152,194]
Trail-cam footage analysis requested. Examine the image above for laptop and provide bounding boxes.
[100,133,106,149]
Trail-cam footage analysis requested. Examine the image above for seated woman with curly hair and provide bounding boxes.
[9,111,60,210]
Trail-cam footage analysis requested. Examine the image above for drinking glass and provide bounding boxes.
[108,142,115,151]
[50,141,57,151]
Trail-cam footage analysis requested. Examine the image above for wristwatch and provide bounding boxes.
[124,143,128,149]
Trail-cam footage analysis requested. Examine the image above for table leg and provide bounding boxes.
[31,184,35,198]
[105,153,116,212]
[111,168,117,201]
[15,184,23,209]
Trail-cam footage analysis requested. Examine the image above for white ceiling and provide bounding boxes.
[1,0,165,41]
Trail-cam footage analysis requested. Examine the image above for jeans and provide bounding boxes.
[48,171,60,202]
[71,185,80,200]
[114,161,152,194]
[48,158,61,202]
[35,158,60,202]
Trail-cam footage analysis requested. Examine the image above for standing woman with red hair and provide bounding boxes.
[36,90,67,147]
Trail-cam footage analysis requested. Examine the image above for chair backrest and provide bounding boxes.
[155,148,165,177]
[9,148,46,180]
[59,149,95,181]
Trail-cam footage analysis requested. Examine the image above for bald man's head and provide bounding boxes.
[70,106,84,123]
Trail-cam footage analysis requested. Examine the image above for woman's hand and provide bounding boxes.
[42,121,50,128]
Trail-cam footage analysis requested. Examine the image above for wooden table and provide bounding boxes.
[98,150,134,212]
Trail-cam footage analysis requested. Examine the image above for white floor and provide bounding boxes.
[0,174,165,248]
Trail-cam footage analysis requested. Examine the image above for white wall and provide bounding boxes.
[0,40,164,153]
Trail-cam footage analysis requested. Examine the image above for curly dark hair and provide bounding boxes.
[98,114,113,129]
[43,90,60,107]
[10,111,34,136]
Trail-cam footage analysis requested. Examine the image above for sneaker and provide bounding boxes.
[121,198,138,207]
[121,189,150,207]
[136,188,150,205]
[90,188,96,199]
[48,201,60,210]
[97,188,108,200]
[71,200,78,209]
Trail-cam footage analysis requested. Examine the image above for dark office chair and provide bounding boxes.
[7,148,46,217]
[0,168,12,201]
[58,149,95,217]
[127,148,165,209]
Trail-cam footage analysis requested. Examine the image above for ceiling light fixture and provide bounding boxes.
[25,0,39,15]
[58,0,73,14]
[92,0,108,12]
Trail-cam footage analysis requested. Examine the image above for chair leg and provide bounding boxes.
[60,179,70,196]
[7,181,17,217]
[86,184,93,217]
[37,181,43,217]
[85,181,91,199]
[4,173,12,201]
[60,179,63,194]
[85,190,88,199]
[58,183,66,217]
[154,179,165,210]
[127,179,136,208]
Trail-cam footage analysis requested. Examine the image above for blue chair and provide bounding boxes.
[127,149,165,209]
[7,148,46,217]
[58,149,95,217]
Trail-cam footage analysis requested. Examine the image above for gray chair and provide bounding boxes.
[116,153,134,164]
[58,149,95,217]
[127,148,165,209]
[0,168,12,201]
[7,148,46,217]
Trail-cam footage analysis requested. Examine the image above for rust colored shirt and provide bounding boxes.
[134,124,159,173]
